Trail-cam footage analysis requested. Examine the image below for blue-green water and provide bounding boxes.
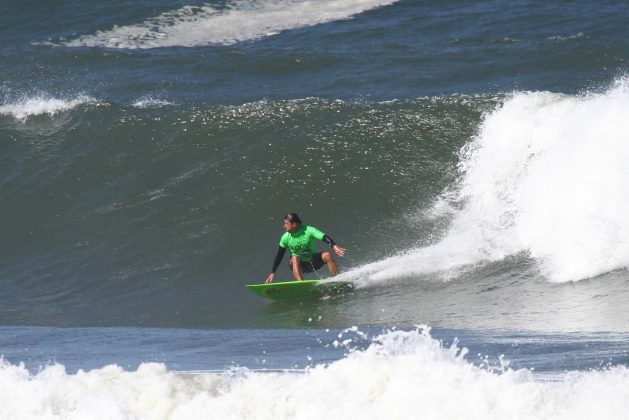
[2,1,629,418]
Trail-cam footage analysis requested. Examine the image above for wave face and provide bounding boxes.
[4,0,629,330]
[64,0,398,49]
[3,88,629,331]
[0,95,490,327]
[3,328,629,419]
[349,81,629,284]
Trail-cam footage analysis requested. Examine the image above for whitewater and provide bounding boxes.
[3,328,629,420]
[347,81,629,285]
[63,0,400,49]
[0,95,97,121]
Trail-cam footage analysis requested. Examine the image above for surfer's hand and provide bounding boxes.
[333,245,345,257]
[265,273,275,284]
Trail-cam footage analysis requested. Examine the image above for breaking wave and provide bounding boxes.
[349,81,629,283]
[0,94,97,121]
[64,0,399,49]
[3,328,629,419]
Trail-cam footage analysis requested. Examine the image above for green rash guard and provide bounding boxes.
[279,225,326,262]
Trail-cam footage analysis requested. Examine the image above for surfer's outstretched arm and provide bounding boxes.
[266,246,286,283]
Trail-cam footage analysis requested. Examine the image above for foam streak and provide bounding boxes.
[65,0,398,49]
[0,95,96,121]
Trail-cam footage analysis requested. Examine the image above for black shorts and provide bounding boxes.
[289,252,325,273]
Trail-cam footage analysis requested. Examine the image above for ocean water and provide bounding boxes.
[3,0,629,418]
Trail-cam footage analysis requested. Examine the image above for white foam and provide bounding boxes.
[131,96,175,108]
[3,328,629,419]
[548,32,587,42]
[64,0,398,49]
[347,81,629,284]
[0,95,96,121]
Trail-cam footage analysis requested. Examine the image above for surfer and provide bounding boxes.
[265,213,346,283]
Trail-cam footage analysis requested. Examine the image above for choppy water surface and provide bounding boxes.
[2,0,629,418]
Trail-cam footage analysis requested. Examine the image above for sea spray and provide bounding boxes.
[454,84,629,282]
[0,94,97,121]
[347,82,629,284]
[3,328,629,419]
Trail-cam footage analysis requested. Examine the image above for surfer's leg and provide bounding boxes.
[322,251,340,276]
[290,255,305,280]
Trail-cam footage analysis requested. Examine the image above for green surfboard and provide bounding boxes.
[246,279,354,301]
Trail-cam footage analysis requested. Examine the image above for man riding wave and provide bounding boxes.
[265,213,345,283]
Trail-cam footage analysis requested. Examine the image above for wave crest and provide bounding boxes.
[349,80,629,283]
[0,94,96,121]
[64,0,398,49]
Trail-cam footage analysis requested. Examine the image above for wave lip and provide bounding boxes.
[0,94,97,121]
[64,0,399,49]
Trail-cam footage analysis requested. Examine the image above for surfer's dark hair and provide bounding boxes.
[285,212,302,224]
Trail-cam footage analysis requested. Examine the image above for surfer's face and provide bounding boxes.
[283,219,300,233]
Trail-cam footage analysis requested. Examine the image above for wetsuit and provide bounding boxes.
[270,226,336,274]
